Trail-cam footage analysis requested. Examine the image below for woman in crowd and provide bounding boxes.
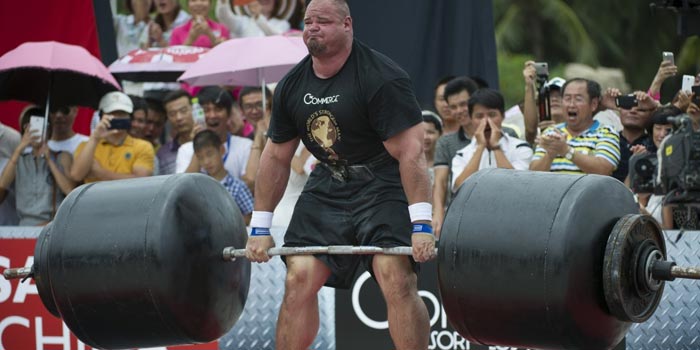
[143,0,192,48]
[422,110,443,185]
[170,0,230,48]
[0,107,76,226]
[216,0,290,38]
[114,0,154,56]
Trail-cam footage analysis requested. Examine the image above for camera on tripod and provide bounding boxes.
[629,111,700,204]
[534,62,553,121]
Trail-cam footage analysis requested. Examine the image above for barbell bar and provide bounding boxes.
[2,170,700,350]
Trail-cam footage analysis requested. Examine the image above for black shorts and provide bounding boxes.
[283,155,418,289]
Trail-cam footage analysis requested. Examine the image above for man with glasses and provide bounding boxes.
[47,106,88,155]
[239,86,273,140]
[529,78,621,175]
[157,90,195,175]
[600,89,659,182]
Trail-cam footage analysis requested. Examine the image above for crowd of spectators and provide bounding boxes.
[0,1,699,232]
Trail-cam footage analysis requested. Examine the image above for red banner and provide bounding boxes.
[0,238,217,350]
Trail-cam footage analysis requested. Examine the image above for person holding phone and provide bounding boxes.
[70,92,155,183]
[0,106,76,226]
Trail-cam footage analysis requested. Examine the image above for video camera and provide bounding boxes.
[534,62,553,121]
[629,114,700,203]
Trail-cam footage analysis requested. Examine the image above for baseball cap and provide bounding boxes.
[99,91,133,114]
[545,77,566,90]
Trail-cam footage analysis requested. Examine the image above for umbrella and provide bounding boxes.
[178,35,307,110]
[109,45,211,82]
[0,41,121,110]
[178,35,307,87]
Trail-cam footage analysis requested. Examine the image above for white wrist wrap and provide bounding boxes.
[250,211,274,228]
[408,202,432,222]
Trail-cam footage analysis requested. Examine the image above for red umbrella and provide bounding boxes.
[109,45,210,82]
[0,41,121,110]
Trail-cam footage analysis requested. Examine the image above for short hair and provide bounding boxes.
[467,88,505,116]
[561,78,602,101]
[434,75,455,94]
[239,86,272,105]
[197,86,233,113]
[422,110,443,135]
[193,130,222,152]
[650,105,681,125]
[443,76,479,102]
[162,89,191,106]
[129,95,148,114]
[469,76,490,89]
[146,99,166,121]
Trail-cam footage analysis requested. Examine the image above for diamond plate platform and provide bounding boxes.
[627,230,700,350]
[218,226,336,350]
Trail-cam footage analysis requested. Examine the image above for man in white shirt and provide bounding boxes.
[451,89,533,191]
[47,106,89,155]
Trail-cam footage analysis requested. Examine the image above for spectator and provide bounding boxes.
[451,89,533,191]
[421,110,442,185]
[145,98,167,150]
[599,89,658,182]
[170,0,230,48]
[128,95,149,140]
[158,90,194,175]
[47,106,89,155]
[239,85,272,139]
[71,92,155,183]
[143,0,191,48]
[433,75,456,134]
[522,61,565,145]
[114,0,154,57]
[216,0,291,38]
[0,120,21,225]
[0,107,76,226]
[647,57,678,101]
[529,78,620,175]
[193,130,253,224]
[633,106,678,227]
[431,76,479,237]
[177,86,253,182]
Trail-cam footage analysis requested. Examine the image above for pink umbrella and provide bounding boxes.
[109,46,210,82]
[0,41,121,110]
[178,35,308,87]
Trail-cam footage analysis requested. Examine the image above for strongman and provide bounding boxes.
[245,0,436,349]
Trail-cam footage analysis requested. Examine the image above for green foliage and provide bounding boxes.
[494,0,698,106]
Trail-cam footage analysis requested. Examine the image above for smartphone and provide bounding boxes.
[662,51,674,65]
[108,118,132,130]
[28,116,45,141]
[534,62,549,77]
[615,95,638,110]
[692,86,700,105]
[682,75,695,93]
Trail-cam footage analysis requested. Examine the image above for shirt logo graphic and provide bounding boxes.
[304,93,340,105]
[307,110,340,161]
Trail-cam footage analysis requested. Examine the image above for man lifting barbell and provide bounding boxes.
[244,0,435,349]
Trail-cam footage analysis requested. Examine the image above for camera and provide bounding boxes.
[629,114,700,204]
[615,95,638,110]
[534,62,549,78]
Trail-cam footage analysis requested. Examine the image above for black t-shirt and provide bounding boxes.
[268,39,421,165]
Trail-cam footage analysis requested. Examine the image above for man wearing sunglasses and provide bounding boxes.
[47,106,88,155]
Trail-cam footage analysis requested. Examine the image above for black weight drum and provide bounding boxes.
[33,174,250,349]
[439,169,638,350]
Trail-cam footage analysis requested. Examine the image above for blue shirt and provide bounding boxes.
[220,173,254,216]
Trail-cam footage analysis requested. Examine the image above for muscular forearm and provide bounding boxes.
[254,140,296,211]
[398,151,432,205]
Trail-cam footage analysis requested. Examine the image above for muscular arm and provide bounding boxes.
[253,137,299,211]
[383,123,432,204]
[431,166,449,238]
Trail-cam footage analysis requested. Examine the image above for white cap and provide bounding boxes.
[99,91,133,114]
[545,77,566,90]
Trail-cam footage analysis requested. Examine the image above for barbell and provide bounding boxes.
[2,170,699,350]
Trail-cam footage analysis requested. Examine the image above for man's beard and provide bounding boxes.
[306,39,327,56]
